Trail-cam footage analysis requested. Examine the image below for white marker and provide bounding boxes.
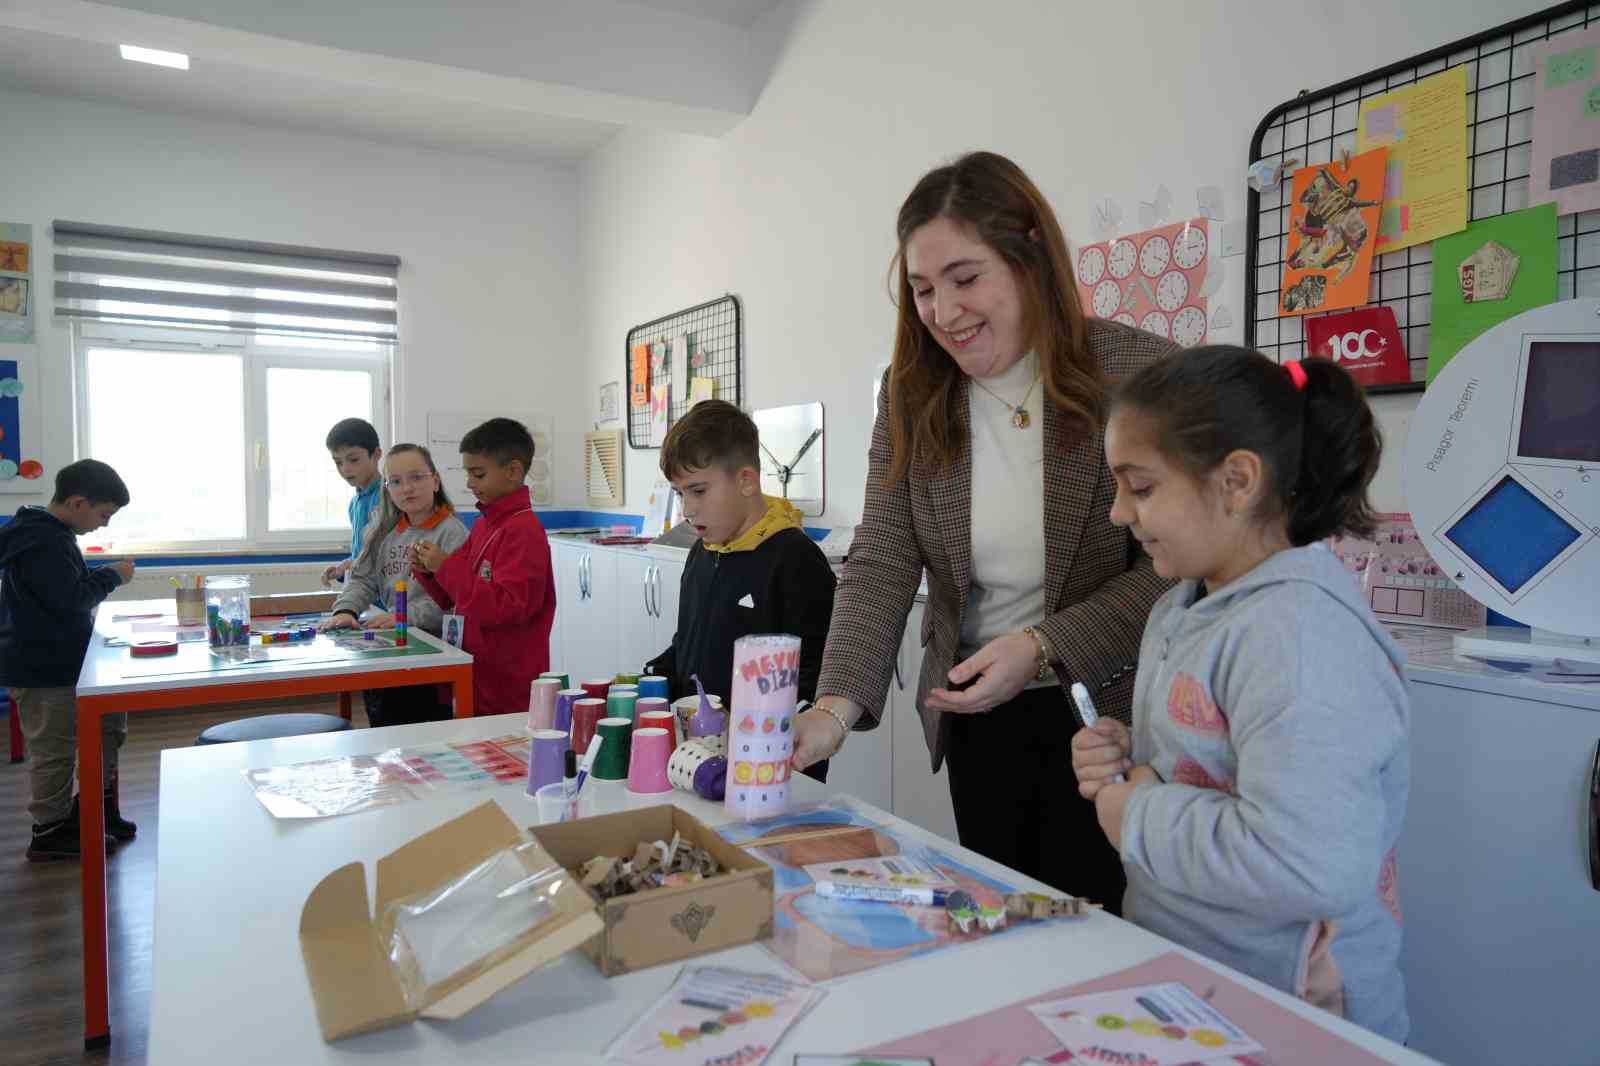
[1071,682,1125,784]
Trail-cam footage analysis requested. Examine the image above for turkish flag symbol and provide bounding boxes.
[1303,306,1410,387]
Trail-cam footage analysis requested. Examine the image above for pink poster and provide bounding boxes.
[1075,218,1210,347]
[1529,24,1600,217]
[859,953,1390,1066]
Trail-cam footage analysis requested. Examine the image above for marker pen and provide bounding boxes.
[1070,682,1125,784]
[814,880,949,907]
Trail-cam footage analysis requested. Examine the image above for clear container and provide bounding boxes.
[205,574,252,649]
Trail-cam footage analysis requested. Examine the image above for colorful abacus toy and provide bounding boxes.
[393,579,408,647]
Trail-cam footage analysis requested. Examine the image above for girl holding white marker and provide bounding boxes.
[1072,346,1410,1042]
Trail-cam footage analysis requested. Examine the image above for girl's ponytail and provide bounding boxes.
[1287,358,1382,544]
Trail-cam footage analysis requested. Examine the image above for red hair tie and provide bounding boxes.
[1285,360,1309,391]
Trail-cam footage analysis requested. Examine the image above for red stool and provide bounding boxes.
[7,695,22,763]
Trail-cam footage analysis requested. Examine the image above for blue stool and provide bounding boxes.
[195,713,352,746]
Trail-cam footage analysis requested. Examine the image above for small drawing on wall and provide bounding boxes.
[0,350,46,492]
[599,381,620,422]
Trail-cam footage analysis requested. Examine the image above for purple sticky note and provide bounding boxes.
[1365,105,1397,140]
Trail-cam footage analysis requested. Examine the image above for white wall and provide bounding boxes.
[578,0,1539,524]
[0,86,586,516]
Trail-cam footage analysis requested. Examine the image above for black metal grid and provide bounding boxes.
[625,294,742,449]
[1246,1,1600,394]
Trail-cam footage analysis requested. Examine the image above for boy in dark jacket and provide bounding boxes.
[645,400,836,781]
[0,460,136,861]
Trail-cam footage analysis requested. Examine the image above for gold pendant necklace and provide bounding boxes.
[972,371,1040,430]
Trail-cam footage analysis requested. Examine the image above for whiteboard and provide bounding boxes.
[424,411,553,511]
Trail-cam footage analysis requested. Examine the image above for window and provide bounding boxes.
[55,220,398,552]
[75,324,388,551]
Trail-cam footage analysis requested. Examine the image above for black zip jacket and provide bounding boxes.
[0,507,123,688]
[646,527,837,779]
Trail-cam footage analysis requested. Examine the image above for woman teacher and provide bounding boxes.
[792,151,1176,909]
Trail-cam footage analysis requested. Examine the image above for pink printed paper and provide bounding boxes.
[1529,24,1600,216]
[1075,219,1211,348]
[724,634,800,821]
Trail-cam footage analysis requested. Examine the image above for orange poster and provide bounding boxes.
[630,342,651,410]
[1280,148,1387,317]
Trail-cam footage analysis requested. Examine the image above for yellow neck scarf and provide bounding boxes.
[705,495,804,554]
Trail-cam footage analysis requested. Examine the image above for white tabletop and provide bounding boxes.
[150,714,1433,1065]
[78,598,471,698]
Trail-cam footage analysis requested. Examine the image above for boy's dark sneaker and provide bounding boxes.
[25,815,115,862]
[102,791,137,841]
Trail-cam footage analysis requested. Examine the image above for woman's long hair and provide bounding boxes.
[354,443,452,571]
[885,151,1102,485]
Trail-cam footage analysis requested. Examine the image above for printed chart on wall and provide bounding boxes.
[425,411,553,508]
[0,222,33,345]
[857,952,1392,1066]
[1530,23,1600,217]
[1279,149,1387,316]
[0,348,44,492]
[717,800,1018,983]
[1075,218,1211,347]
[1328,513,1486,629]
[245,734,531,818]
[1356,66,1470,254]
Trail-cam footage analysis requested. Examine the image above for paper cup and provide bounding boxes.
[637,675,670,701]
[674,694,722,740]
[571,698,606,754]
[525,729,568,795]
[554,689,584,734]
[626,727,674,794]
[614,672,642,686]
[594,718,633,780]
[528,678,560,732]
[540,671,571,690]
[581,679,612,702]
[637,701,675,741]
[606,689,639,723]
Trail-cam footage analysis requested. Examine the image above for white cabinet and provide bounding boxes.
[1398,673,1600,1066]
[616,552,657,675]
[546,541,571,669]
[653,556,682,647]
[889,601,960,842]
[549,541,618,684]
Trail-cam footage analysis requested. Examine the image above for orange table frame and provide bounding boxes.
[76,659,473,1048]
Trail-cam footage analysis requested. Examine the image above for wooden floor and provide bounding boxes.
[1,697,360,1066]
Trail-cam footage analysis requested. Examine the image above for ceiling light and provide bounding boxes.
[119,45,189,70]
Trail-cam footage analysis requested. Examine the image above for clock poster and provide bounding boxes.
[1279,148,1387,317]
[1074,217,1211,347]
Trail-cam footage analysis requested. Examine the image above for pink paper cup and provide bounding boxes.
[571,698,606,754]
[626,727,674,795]
[528,678,560,732]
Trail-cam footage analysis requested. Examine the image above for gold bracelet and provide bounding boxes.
[816,702,851,744]
[1022,625,1052,683]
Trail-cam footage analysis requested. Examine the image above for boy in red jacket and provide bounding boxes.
[410,418,554,715]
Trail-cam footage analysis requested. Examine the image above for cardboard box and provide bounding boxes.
[298,801,604,1042]
[530,805,774,977]
[252,590,338,617]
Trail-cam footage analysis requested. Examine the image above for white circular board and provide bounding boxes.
[1403,299,1600,636]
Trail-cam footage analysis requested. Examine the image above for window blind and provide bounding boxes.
[53,221,399,340]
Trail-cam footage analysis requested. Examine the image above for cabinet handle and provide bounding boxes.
[653,565,662,620]
[642,564,653,617]
[648,565,659,618]
[895,643,904,691]
[580,554,590,600]
[1589,739,1598,893]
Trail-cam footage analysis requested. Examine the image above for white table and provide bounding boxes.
[149,714,1433,1064]
[76,599,474,1047]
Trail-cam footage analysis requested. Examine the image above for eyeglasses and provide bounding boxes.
[385,473,435,489]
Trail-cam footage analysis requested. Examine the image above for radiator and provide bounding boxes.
[106,562,332,602]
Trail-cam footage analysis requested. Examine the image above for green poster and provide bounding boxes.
[1426,203,1559,383]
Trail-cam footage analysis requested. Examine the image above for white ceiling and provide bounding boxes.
[0,0,797,165]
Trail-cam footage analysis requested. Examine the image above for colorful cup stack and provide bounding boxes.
[393,579,408,647]
[526,729,568,795]
[637,675,670,701]
[636,698,674,741]
[594,718,633,780]
[606,688,639,723]
[555,688,583,733]
[626,727,674,794]
[571,698,606,754]
[540,671,571,690]
[724,634,800,821]
[528,678,560,732]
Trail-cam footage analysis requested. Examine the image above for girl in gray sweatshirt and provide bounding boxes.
[1074,347,1410,1043]
[326,443,469,727]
